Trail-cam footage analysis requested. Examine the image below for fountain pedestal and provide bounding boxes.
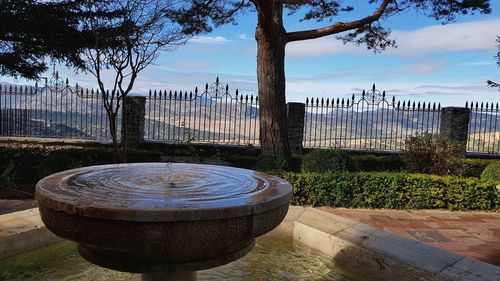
[36,163,292,280]
[142,271,196,281]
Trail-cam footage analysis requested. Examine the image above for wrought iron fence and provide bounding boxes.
[304,85,441,151]
[144,78,259,146]
[1,75,498,155]
[0,73,117,141]
[467,101,500,154]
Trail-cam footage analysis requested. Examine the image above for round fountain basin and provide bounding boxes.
[35,163,292,273]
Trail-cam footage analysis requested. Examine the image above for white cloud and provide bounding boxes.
[399,61,447,74]
[191,36,232,45]
[286,18,500,58]
[238,34,252,40]
[172,60,214,69]
[456,61,496,66]
[389,19,499,56]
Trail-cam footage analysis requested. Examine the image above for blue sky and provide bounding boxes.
[5,2,500,106]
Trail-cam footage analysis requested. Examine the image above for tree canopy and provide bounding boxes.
[167,0,491,160]
[0,0,122,79]
[487,36,500,89]
[168,0,491,51]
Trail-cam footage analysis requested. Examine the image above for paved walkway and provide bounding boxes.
[321,207,500,267]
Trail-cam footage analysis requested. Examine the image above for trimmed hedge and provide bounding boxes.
[481,161,500,181]
[284,172,499,211]
[301,149,356,173]
[0,147,164,184]
[352,154,404,172]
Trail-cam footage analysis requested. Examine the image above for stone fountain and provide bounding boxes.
[35,163,292,280]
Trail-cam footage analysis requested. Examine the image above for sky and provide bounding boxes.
[3,1,500,106]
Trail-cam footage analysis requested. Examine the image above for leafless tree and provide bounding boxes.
[81,0,189,161]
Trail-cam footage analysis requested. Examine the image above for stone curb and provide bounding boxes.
[275,206,500,281]
[0,208,61,260]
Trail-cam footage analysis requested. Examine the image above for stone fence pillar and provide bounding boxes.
[287,102,306,153]
[439,107,470,153]
[122,96,146,148]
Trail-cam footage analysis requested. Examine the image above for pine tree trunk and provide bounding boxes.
[255,1,291,161]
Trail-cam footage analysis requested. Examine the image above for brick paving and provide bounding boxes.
[320,207,500,267]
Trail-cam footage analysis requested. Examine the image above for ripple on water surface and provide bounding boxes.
[36,163,291,214]
[0,237,368,281]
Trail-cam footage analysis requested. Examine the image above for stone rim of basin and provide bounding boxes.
[35,163,292,222]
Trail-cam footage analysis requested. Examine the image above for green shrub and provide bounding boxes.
[0,146,165,184]
[0,163,16,187]
[301,149,356,173]
[254,155,288,174]
[481,161,500,182]
[284,172,499,211]
[404,133,463,175]
[448,158,494,178]
[353,154,404,172]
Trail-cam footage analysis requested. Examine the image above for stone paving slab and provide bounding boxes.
[0,208,61,260]
[320,207,500,267]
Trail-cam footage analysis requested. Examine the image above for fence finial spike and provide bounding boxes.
[205,83,209,91]
[216,76,219,84]
[195,86,198,94]
[372,84,376,92]
[352,94,355,100]
[236,89,239,96]
[306,97,309,104]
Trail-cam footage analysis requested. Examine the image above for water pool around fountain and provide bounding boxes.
[0,237,369,281]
